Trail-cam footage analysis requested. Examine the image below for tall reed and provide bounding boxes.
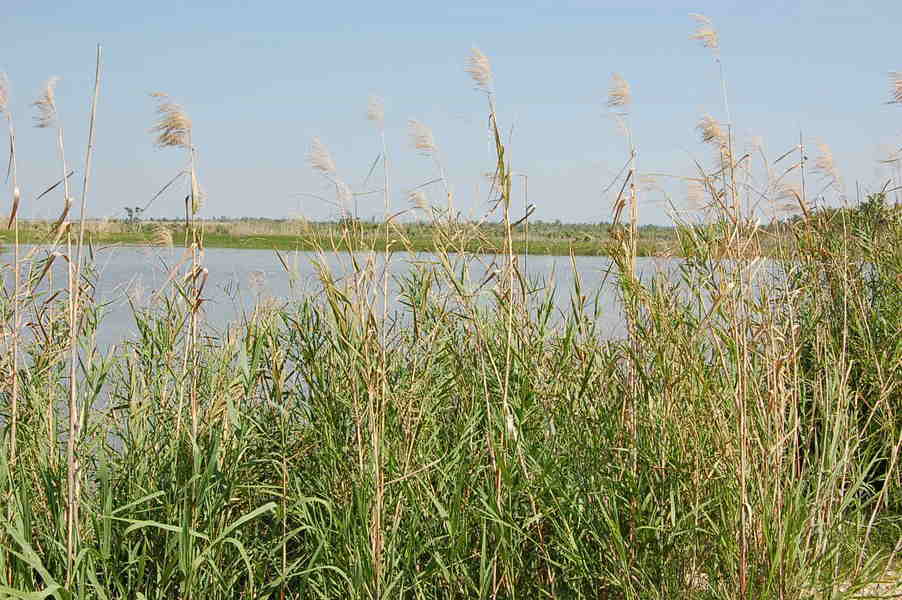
[0,30,900,600]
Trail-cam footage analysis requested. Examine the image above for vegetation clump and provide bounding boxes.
[0,19,901,600]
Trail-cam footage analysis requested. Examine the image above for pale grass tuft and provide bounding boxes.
[33,76,60,128]
[889,72,902,104]
[0,73,9,114]
[367,95,385,124]
[465,46,493,92]
[152,223,174,248]
[308,137,337,174]
[150,92,192,148]
[813,142,843,191]
[408,119,437,155]
[607,73,631,108]
[690,14,719,50]
[697,114,727,148]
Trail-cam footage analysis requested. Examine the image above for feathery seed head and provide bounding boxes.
[813,142,843,191]
[690,13,719,50]
[408,119,437,155]
[697,114,727,147]
[607,73,631,109]
[466,46,494,92]
[308,137,337,174]
[0,73,8,115]
[889,72,902,104]
[367,95,385,125]
[150,92,192,148]
[33,76,60,128]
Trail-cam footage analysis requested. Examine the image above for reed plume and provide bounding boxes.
[408,119,436,155]
[150,92,192,148]
[889,72,902,104]
[0,73,8,114]
[465,46,493,93]
[813,142,843,192]
[697,114,727,148]
[33,76,60,128]
[690,14,719,51]
[308,137,337,174]
[607,73,631,109]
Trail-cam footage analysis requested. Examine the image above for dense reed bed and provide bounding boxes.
[2,20,902,599]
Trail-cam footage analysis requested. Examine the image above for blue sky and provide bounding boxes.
[2,0,901,224]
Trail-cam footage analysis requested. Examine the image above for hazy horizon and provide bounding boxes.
[3,1,902,226]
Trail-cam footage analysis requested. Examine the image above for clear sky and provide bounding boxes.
[2,0,901,224]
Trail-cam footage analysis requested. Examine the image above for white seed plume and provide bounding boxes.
[33,76,60,129]
[690,13,719,50]
[308,137,337,174]
[408,119,437,155]
[607,73,631,108]
[466,46,493,92]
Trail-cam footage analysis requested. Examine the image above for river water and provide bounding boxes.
[3,245,682,348]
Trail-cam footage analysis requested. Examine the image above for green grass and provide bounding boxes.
[2,31,902,599]
[0,198,900,599]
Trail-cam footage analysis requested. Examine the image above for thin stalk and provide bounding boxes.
[56,119,77,588]
[65,48,101,588]
[5,109,19,467]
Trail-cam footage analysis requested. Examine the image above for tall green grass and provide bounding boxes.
[1,23,901,600]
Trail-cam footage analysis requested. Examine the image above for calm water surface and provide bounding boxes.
[4,245,683,348]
